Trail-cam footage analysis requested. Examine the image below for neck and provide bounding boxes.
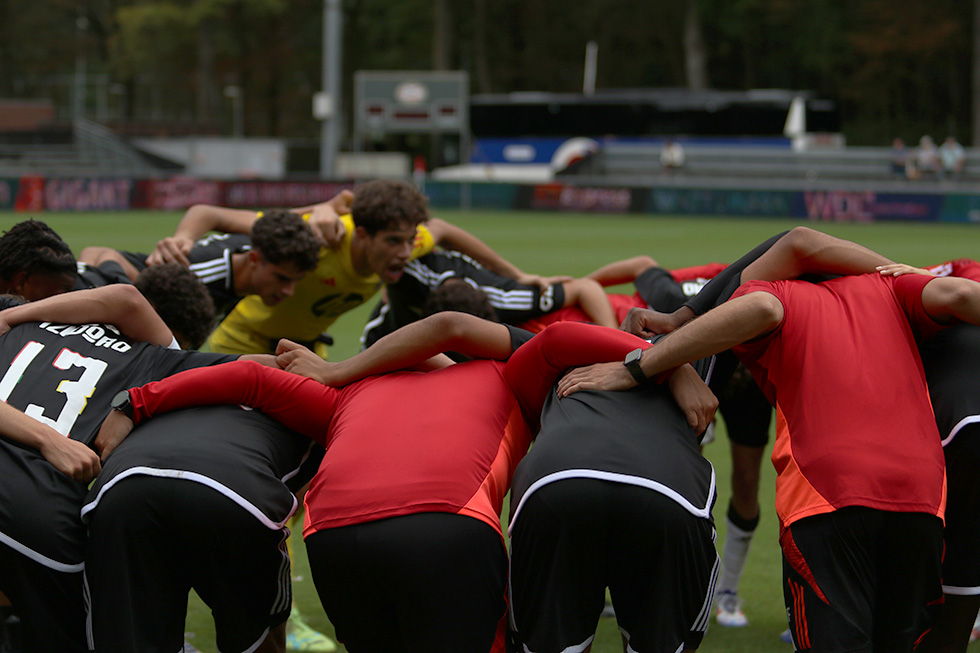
[349,234,371,276]
[230,253,250,297]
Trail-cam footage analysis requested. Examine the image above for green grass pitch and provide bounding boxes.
[1,209,978,652]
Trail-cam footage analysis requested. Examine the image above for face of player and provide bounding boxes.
[250,259,307,306]
[359,221,419,284]
[16,272,76,302]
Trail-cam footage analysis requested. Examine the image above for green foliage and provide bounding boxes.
[3,1,976,143]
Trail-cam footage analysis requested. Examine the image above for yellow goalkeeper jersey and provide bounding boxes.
[205,215,435,356]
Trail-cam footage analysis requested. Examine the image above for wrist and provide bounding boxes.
[623,348,648,384]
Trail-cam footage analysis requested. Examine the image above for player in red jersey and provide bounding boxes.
[98,313,718,653]
[560,227,980,651]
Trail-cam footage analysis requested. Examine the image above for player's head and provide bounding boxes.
[0,220,77,301]
[424,278,499,322]
[246,210,320,305]
[350,180,429,284]
[135,264,216,349]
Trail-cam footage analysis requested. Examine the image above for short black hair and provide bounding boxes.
[0,294,27,312]
[252,210,320,271]
[423,278,498,322]
[351,179,429,235]
[0,220,76,281]
[135,264,216,349]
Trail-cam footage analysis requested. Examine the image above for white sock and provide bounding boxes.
[717,515,756,596]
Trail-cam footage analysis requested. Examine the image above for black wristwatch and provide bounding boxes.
[623,348,647,384]
[110,390,134,420]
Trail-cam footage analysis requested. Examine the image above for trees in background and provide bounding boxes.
[0,0,974,145]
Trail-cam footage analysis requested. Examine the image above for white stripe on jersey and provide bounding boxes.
[189,248,234,287]
[402,258,541,311]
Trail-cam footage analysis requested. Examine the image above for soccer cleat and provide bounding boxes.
[780,628,794,644]
[714,590,748,627]
[286,607,338,653]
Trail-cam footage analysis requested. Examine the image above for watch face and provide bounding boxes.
[626,348,643,364]
[111,390,130,411]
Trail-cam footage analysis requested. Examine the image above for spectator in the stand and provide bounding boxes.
[890,137,910,177]
[939,136,966,180]
[909,135,940,180]
[660,139,686,172]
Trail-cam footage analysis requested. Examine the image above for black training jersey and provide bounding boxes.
[920,323,980,447]
[0,321,236,570]
[361,251,562,348]
[83,405,323,529]
[75,261,132,290]
[508,348,716,535]
[186,233,252,315]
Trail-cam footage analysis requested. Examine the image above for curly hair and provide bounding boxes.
[252,210,320,271]
[423,278,498,322]
[351,179,429,235]
[0,220,76,281]
[135,264,216,349]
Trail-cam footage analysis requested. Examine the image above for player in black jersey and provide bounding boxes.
[360,249,616,348]
[83,401,323,653]
[0,285,240,651]
[79,209,320,317]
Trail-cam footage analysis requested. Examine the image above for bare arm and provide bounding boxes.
[78,247,142,282]
[0,401,101,481]
[667,363,718,435]
[561,278,618,328]
[739,226,894,284]
[921,276,980,326]
[0,285,173,346]
[587,256,659,287]
[146,205,259,266]
[623,227,894,339]
[558,291,784,396]
[426,218,570,290]
[276,312,514,385]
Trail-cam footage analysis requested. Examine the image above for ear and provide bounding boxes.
[8,270,29,294]
[246,249,262,265]
[353,225,370,241]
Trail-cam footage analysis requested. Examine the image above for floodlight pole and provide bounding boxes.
[320,0,343,178]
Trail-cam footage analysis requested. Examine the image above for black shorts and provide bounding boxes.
[781,507,943,651]
[86,476,292,653]
[0,449,89,652]
[941,424,980,593]
[717,361,772,448]
[509,478,718,653]
[0,544,89,652]
[305,512,507,653]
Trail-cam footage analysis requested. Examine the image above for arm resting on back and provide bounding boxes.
[0,285,173,346]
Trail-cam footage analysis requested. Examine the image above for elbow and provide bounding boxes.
[753,292,785,332]
[426,310,472,345]
[783,226,821,259]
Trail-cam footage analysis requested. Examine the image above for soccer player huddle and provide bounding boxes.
[0,180,979,653]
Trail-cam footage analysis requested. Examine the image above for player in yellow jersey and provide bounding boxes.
[149,180,565,358]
